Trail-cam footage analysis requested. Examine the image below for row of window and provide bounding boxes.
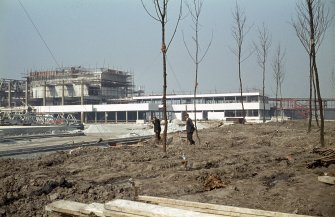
[79,109,261,117]
[213,109,259,117]
[137,95,267,105]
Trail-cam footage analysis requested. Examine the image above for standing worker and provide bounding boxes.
[185,113,195,145]
[152,116,161,141]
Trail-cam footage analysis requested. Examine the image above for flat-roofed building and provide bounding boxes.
[133,92,270,121]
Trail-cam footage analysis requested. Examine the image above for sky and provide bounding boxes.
[0,0,334,98]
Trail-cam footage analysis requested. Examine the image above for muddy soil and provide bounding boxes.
[0,121,335,217]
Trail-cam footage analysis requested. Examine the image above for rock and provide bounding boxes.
[318,176,335,185]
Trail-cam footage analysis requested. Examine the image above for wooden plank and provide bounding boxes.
[318,176,335,185]
[137,196,313,217]
[46,197,314,217]
[80,203,143,217]
[133,200,239,217]
[103,210,146,217]
[104,199,224,217]
[46,200,143,217]
[80,203,105,216]
[45,200,87,216]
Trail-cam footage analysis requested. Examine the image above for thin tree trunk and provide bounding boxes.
[308,54,312,132]
[313,59,324,146]
[161,23,168,152]
[312,74,319,127]
[193,26,200,145]
[238,56,245,121]
[262,67,266,123]
[280,84,283,121]
[275,81,278,122]
[193,16,199,129]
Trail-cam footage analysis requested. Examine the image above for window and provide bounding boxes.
[181,98,192,104]
[247,96,259,102]
[225,110,235,117]
[236,96,246,102]
[214,97,225,103]
[204,97,214,104]
[247,110,259,117]
[225,96,235,103]
[236,110,243,117]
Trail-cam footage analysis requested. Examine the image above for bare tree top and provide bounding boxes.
[141,0,183,51]
[292,0,332,53]
[254,23,272,67]
[230,2,253,63]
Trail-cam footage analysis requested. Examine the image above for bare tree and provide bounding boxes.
[182,0,213,144]
[272,44,285,122]
[292,0,331,142]
[230,2,253,122]
[141,0,183,152]
[254,23,271,123]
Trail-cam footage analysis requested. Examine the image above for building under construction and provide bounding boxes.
[0,79,27,107]
[27,66,135,106]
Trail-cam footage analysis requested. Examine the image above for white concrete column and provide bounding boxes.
[115,112,118,123]
[25,80,29,106]
[81,79,84,105]
[8,80,11,107]
[43,81,46,106]
[62,80,65,105]
[126,111,128,123]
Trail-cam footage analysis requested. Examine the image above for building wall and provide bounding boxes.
[32,84,88,98]
[208,112,225,120]
[170,102,269,111]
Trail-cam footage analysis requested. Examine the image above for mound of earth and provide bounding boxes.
[0,121,334,217]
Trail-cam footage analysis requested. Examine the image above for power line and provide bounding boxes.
[167,57,183,92]
[18,0,60,68]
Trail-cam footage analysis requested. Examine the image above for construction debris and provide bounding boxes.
[307,147,335,168]
[204,174,226,191]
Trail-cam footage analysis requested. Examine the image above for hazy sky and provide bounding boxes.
[1,0,334,98]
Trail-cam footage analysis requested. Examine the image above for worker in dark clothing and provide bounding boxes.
[152,116,161,141]
[185,113,195,145]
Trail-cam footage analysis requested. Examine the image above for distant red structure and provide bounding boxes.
[269,98,335,120]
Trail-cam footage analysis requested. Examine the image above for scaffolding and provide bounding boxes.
[28,66,134,106]
[0,78,27,107]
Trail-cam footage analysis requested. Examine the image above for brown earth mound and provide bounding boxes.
[0,121,335,217]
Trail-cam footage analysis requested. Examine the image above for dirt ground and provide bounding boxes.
[0,121,335,217]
